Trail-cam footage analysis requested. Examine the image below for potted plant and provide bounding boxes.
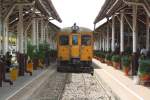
[122,56,131,76]
[105,54,112,66]
[139,59,150,81]
[100,52,105,63]
[112,55,120,69]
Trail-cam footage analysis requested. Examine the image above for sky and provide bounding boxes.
[51,0,106,30]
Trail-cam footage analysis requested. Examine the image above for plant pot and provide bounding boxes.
[101,58,105,63]
[140,74,150,81]
[123,67,130,76]
[27,62,33,73]
[10,68,18,81]
[108,61,113,66]
[113,62,120,69]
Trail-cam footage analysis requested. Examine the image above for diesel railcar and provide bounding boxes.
[57,24,93,74]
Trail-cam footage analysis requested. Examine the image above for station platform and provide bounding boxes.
[93,59,150,100]
[0,69,45,100]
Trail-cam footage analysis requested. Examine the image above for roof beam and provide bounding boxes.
[38,0,51,17]
[123,0,150,17]
[4,1,35,22]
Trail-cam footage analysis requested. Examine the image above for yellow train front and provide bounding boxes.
[57,24,93,74]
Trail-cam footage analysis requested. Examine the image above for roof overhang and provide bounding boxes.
[94,0,150,24]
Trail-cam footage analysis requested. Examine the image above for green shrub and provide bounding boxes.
[37,44,46,60]
[139,59,150,75]
[94,51,105,58]
[27,43,37,59]
[112,55,120,63]
[122,56,130,67]
[105,54,112,61]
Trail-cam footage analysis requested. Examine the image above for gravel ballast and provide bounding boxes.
[28,72,110,100]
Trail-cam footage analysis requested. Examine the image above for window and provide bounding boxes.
[81,35,91,46]
[72,35,78,45]
[59,35,69,45]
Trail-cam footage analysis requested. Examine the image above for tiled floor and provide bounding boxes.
[93,59,150,100]
[0,69,44,100]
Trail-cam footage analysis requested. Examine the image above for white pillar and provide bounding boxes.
[0,2,2,54]
[112,15,115,52]
[132,5,137,53]
[16,32,19,52]
[120,11,124,53]
[103,34,105,51]
[99,36,101,50]
[32,18,36,45]
[105,34,107,51]
[146,16,150,50]
[18,5,24,53]
[107,24,109,51]
[25,31,27,54]
[43,23,47,43]
[3,21,8,54]
[41,19,44,43]
[36,19,39,50]
[45,25,49,43]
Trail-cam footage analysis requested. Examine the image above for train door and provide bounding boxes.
[80,33,93,61]
[58,34,70,61]
[70,34,80,63]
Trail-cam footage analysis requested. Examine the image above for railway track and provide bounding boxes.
[57,73,69,100]
[7,63,112,100]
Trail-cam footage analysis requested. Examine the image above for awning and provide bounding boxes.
[94,0,150,24]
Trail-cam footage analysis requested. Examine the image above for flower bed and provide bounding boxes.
[122,56,131,76]
[112,55,121,69]
[139,59,150,81]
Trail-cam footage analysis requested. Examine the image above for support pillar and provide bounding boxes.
[36,19,39,50]
[132,5,138,76]
[112,15,115,52]
[3,21,8,55]
[107,24,110,52]
[102,34,105,51]
[146,16,150,50]
[46,24,48,43]
[32,18,36,46]
[99,35,102,51]
[18,5,24,54]
[133,6,137,53]
[105,35,107,51]
[0,1,2,54]
[40,19,44,43]
[120,11,124,54]
[17,5,25,76]
[0,0,2,86]
[24,31,27,54]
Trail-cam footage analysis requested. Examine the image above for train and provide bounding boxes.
[57,23,94,75]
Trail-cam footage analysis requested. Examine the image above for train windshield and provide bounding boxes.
[72,35,78,45]
[59,35,69,45]
[81,35,91,46]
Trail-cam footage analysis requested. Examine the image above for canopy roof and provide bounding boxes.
[94,0,150,24]
[2,0,62,24]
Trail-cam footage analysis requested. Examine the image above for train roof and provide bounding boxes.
[60,27,92,33]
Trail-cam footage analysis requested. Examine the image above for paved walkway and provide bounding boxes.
[0,69,45,100]
[93,59,150,100]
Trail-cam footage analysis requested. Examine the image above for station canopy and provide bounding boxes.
[2,0,62,32]
[94,0,150,24]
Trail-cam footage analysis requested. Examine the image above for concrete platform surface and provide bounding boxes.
[93,59,150,100]
[0,69,45,100]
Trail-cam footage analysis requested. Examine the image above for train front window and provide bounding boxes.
[59,35,69,45]
[81,35,91,46]
[72,35,78,45]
